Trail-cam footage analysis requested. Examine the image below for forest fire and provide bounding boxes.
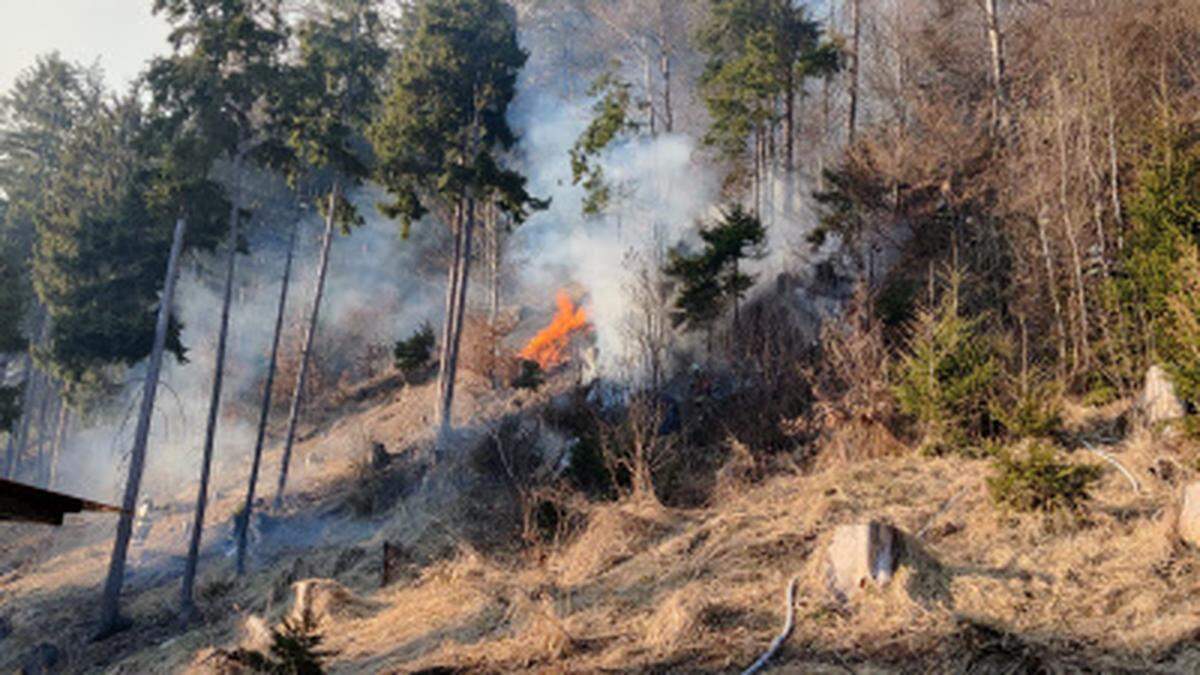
[519,291,591,370]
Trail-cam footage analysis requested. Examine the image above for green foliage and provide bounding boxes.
[31,98,189,389]
[696,0,838,174]
[875,278,917,328]
[148,0,288,158]
[664,204,767,335]
[282,0,388,231]
[0,53,105,264]
[512,359,544,391]
[987,442,1102,514]
[218,614,336,675]
[371,0,547,235]
[393,322,435,377]
[892,273,999,454]
[0,249,27,356]
[0,239,21,431]
[990,369,1064,440]
[1110,130,1200,407]
[569,68,639,216]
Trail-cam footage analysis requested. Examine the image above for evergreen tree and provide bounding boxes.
[893,272,1000,454]
[33,98,189,387]
[1111,131,1200,409]
[132,0,289,624]
[570,68,640,216]
[0,54,105,481]
[0,235,26,441]
[664,204,766,349]
[696,0,837,207]
[267,0,388,554]
[371,0,546,437]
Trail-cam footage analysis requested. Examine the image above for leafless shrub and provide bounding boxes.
[794,284,905,465]
[599,393,678,504]
[460,311,521,391]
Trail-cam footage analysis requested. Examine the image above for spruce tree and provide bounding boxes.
[143,0,289,623]
[664,204,766,349]
[371,0,546,438]
[696,0,837,210]
[0,54,104,480]
[271,0,388,514]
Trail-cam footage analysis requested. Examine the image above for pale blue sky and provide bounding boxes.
[0,0,169,93]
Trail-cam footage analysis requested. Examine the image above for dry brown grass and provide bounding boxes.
[9,354,1200,674]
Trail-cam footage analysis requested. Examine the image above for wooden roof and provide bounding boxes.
[0,478,124,526]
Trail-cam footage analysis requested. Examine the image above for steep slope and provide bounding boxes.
[5,373,1200,673]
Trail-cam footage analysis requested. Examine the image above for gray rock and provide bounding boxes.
[826,522,900,601]
[0,615,11,640]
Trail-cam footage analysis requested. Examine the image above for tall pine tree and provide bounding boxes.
[371,0,545,438]
[270,0,388,515]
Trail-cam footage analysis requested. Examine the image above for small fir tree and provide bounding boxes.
[892,271,999,454]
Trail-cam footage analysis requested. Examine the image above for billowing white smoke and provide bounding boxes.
[508,93,719,379]
[53,189,445,504]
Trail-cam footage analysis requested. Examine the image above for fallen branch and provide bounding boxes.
[1081,440,1141,494]
[741,575,798,675]
[916,486,970,539]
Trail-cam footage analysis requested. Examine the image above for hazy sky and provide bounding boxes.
[0,1,170,94]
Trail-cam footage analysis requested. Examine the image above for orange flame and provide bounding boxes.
[520,291,591,370]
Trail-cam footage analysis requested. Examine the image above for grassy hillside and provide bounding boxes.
[4,371,1200,674]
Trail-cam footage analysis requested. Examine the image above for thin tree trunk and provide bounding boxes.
[983,0,1006,133]
[5,352,35,479]
[435,204,464,433]
[643,37,656,136]
[32,381,55,486]
[12,368,41,479]
[236,219,298,576]
[1100,44,1124,231]
[439,200,476,436]
[97,215,187,638]
[181,165,244,620]
[847,0,861,144]
[48,404,68,490]
[488,205,500,328]
[488,204,501,390]
[1053,76,1091,370]
[276,185,339,508]
[784,73,796,220]
[1036,212,1069,372]
[659,44,673,134]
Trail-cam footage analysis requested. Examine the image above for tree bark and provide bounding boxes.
[439,199,476,436]
[4,352,35,479]
[181,161,244,620]
[847,0,861,144]
[12,368,42,480]
[659,41,673,134]
[1053,76,1091,370]
[643,36,657,136]
[236,219,298,576]
[275,184,339,509]
[32,386,58,485]
[48,403,68,490]
[1036,210,1069,373]
[435,203,464,433]
[97,215,188,638]
[487,203,501,390]
[983,0,1006,133]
